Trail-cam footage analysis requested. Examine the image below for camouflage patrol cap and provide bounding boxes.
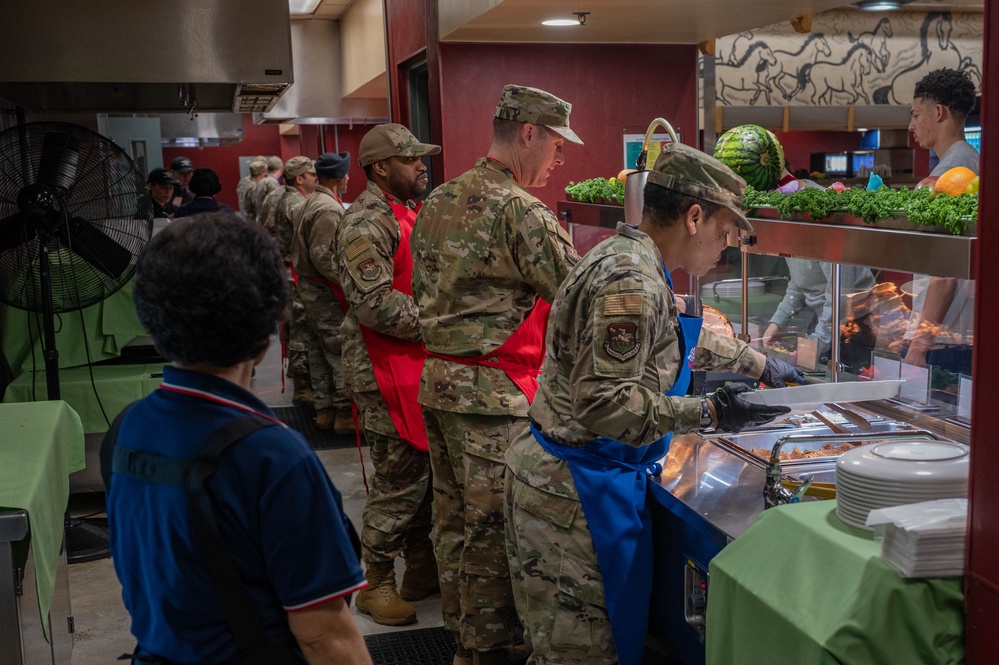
[248,160,267,176]
[494,84,583,145]
[646,142,753,232]
[266,156,284,171]
[284,156,315,179]
[359,123,441,168]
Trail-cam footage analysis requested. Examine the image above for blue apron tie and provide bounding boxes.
[532,262,701,665]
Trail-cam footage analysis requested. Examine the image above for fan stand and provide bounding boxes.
[22,185,113,565]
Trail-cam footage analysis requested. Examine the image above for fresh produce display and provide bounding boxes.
[565,176,625,205]
[933,166,977,198]
[742,182,978,236]
[713,124,785,191]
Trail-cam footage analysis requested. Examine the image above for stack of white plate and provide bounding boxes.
[701,279,766,300]
[835,439,970,531]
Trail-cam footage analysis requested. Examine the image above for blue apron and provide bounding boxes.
[532,265,702,665]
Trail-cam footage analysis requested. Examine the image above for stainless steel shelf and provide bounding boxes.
[745,215,977,280]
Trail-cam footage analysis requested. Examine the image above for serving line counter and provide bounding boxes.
[0,401,85,665]
[632,209,974,664]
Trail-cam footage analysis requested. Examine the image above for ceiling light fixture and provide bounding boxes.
[854,0,913,11]
[542,12,589,27]
[288,0,322,15]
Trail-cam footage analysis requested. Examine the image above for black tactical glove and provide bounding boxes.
[709,383,791,433]
[759,356,807,388]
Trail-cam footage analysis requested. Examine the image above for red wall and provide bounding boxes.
[162,116,378,207]
[162,117,282,210]
[437,43,699,211]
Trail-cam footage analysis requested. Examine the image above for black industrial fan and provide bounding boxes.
[0,121,150,561]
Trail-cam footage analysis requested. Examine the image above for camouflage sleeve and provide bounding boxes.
[512,201,579,303]
[309,208,340,283]
[692,329,767,378]
[336,215,421,341]
[568,276,701,445]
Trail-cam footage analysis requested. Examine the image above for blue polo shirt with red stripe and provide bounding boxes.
[106,365,365,664]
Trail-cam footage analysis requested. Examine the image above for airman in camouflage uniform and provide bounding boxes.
[262,156,316,404]
[252,155,284,224]
[504,143,802,664]
[411,85,582,665]
[337,124,441,627]
[237,157,267,221]
[290,151,353,432]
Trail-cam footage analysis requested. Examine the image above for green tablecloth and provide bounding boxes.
[707,501,964,665]
[3,364,163,433]
[0,401,85,635]
[1,277,148,378]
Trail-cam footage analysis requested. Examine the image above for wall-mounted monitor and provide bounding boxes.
[852,151,875,173]
[825,153,848,175]
[859,129,880,150]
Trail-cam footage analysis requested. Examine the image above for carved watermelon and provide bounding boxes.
[713,125,785,191]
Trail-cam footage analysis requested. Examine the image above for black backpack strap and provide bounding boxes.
[101,401,139,492]
[184,415,280,661]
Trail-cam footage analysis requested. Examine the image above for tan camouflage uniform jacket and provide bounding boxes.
[336,181,422,394]
[411,157,579,417]
[253,175,280,224]
[291,185,344,282]
[236,175,254,216]
[261,185,306,263]
[509,223,767,497]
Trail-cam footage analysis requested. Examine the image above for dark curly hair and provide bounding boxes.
[642,182,723,229]
[133,212,288,367]
[914,68,977,119]
[189,167,223,197]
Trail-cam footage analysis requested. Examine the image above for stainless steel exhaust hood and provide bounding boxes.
[0,1,293,114]
[254,20,388,125]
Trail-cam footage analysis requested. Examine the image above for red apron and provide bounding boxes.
[355,199,429,451]
[426,298,552,404]
[303,275,349,312]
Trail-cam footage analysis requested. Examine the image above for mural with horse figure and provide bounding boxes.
[712,9,981,107]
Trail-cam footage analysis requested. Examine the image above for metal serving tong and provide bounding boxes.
[824,403,873,431]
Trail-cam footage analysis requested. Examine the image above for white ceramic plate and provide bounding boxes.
[836,440,970,483]
[740,380,904,409]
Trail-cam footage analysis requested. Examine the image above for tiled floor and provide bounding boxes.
[68,338,443,665]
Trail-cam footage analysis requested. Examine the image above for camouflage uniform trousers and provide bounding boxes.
[422,406,526,651]
[504,460,615,663]
[286,275,310,381]
[296,279,350,411]
[355,388,434,564]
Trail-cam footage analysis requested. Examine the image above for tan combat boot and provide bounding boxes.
[291,374,314,406]
[453,633,473,665]
[399,542,440,601]
[355,561,417,626]
[314,408,335,430]
[333,409,355,435]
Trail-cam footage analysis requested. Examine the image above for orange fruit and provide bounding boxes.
[933,166,977,197]
[618,169,638,182]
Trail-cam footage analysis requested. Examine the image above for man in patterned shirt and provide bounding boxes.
[336,125,441,627]
[504,142,803,665]
[411,84,582,665]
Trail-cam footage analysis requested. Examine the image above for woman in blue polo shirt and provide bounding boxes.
[104,213,371,665]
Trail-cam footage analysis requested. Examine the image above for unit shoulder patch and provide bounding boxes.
[357,258,382,281]
[604,322,640,361]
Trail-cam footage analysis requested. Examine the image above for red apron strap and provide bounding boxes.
[357,198,429,451]
[427,298,552,404]
[302,275,349,312]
